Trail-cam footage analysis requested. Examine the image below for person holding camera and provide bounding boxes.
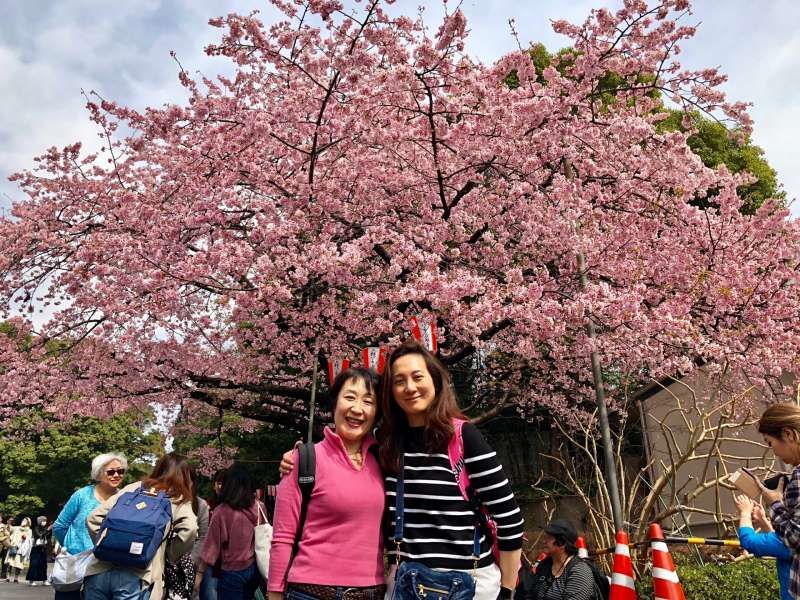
[757,403,800,599]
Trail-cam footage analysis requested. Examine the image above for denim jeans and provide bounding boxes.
[218,563,261,600]
[287,585,385,600]
[84,569,152,600]
[200,568,219,600]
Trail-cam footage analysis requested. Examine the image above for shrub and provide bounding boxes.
[635,557,780,599]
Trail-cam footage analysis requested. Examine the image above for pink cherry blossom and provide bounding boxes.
[0,0,797,441]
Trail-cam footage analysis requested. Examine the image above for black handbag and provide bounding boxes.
[390,455,478,600]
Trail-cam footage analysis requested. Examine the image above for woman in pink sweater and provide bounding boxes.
[268,366,385,600]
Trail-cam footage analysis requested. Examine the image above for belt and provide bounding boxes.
[288,583,387,600]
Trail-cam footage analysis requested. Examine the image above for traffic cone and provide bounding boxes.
[576,536,589,559]
[609,530,637,600]
[532,552,548,573]
[648,523,686,600]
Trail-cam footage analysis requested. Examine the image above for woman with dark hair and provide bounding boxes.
[198,464,266,600]
[197,469,227,600]
[268,366,385,600]
[25,516,49,586]
[379,340,524,600]
[527,519,598,600]
[84,453,199,600]
[280,342,524,600]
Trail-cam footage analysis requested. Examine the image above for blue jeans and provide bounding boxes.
[84,569,152,600]
[287,586,385,600]
[201,569,219,600]
[218,563,261,600]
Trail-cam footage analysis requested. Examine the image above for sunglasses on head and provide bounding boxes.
[105,468,126,477]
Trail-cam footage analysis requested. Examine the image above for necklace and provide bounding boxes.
[552,555,572,578]
[347,448,363,465]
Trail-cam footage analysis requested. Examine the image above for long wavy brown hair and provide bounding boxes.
[378,339,464,474]
[142,452,194,505]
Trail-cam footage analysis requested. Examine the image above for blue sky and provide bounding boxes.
[1,0,798,215]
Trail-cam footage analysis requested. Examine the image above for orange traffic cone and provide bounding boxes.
[609,530,637,600]
[648,523,686,600]
[532,552,548,573]
[576,536,589,559]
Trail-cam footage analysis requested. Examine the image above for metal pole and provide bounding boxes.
[578,267,625,531]
[567,160,624,532]
[307,346,319,443]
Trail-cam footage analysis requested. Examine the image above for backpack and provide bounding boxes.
[290,443,316,559]
[93,486,173,569]
[530,556,610,600]
[447,418,500,560]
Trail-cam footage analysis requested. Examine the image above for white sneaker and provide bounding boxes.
[44,581,51,586]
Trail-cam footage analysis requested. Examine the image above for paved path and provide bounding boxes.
[0,581,53,600]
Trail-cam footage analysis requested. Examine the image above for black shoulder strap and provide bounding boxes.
[290,442,316,559]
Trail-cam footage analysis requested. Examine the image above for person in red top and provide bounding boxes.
[197,465,266,600]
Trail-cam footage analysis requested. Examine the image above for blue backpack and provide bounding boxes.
[93,486,173,569]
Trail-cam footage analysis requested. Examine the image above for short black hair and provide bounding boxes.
[219,463,256,510]
[327,366,380,416]
[554,535,578,556]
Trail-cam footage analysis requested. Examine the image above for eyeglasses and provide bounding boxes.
[105,468,126,477]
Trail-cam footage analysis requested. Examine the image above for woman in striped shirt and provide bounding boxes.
[379,340,524,600]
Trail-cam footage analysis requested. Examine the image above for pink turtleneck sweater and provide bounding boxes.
[267,427,385,591]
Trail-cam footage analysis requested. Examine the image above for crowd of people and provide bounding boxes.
[3,341,800,600]
[0,515,49,585]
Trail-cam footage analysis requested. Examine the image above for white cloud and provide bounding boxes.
[1,0,797,215]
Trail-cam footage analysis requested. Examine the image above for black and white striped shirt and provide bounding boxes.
[385,423,524,570]
[532,558,598,600]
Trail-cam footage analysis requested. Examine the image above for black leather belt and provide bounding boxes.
[288,583,387,600]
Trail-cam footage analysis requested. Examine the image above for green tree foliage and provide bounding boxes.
[657,111,784,214]
[0,411,162,519]
[510,44,784,215]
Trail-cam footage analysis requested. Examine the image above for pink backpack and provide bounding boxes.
[447,418,500,560]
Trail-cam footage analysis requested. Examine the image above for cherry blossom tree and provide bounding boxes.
[1,0,798,438]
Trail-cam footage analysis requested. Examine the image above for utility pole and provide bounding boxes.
[567,160,624,531]
[307,345,319,443]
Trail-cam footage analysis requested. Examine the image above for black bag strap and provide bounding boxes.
[286,442,316,577]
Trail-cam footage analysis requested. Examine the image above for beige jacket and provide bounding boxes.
[0,524,10,548]
[86,482,198,600]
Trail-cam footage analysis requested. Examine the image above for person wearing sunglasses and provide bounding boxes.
[52,452,128,600]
